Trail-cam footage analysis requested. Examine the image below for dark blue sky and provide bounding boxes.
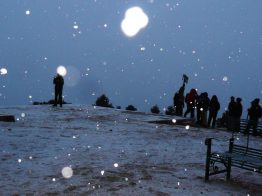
[0,0,262,114]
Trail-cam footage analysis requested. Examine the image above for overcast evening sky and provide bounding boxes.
[0,0,262,115]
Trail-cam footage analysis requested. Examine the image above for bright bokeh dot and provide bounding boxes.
[223,76,228,82]
[61,166,73,179]
[25,10,30,15]
[185,125,190,130]
[0,68,8,75]
[121,6,149,37]
[114,163,119,168]
[57,65,67,76]
[172,119,177,123]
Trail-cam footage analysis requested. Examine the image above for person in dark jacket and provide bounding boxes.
[173,84,185,116]
[245,98,262,136]
[234,97,243,131]
[184,88,198,118]
[227,96,236,131]
[208,95,220,128]
[53,73,64,107]
[196,92,210,127]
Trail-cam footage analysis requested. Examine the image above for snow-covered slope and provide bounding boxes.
[0,105,261,195]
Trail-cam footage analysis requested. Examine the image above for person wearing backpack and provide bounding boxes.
[184,88,198,118]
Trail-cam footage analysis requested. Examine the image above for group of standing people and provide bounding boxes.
[53,72,262,135]
[173,84,262,135]
[173,84,220,128]
[226,96,243,132]
[225,96,262,135]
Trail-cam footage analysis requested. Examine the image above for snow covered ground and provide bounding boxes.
[0,105,261,195]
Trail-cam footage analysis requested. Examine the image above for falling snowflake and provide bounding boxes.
[61,167,73,179]
[222,76,228,82]
[114,163,119,168]
[121,6,149,37]
[0,68,8,75]
[25,10,31,15]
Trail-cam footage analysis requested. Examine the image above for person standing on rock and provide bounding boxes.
[53,73,64,107]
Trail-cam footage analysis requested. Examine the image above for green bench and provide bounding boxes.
[205,137,262,181]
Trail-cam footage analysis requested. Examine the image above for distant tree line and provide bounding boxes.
[94,94,165,114]
[94,94,138,111]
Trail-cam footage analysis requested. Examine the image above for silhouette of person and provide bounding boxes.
[184,88,198,118]
[196,92,210,127]
[173,84,185,116]
[245,98,262,136]
[227,96,236,131]
[53,73,64,107]
[208,95,220,128]
[234,97,243,132]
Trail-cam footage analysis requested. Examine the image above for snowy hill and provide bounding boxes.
[0,105,261,195]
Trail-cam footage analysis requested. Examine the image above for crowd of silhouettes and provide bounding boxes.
[173,84,218,128]
[53,72,262,135]
[226,96,243,132]
[173,83,262,135]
